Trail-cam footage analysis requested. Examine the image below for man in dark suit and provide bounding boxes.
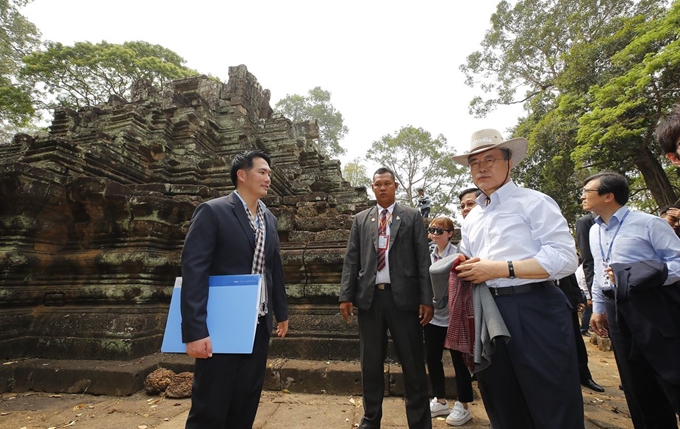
[181,150,289,429]
[575,213,595,336]
[339,167,434,429]
[556,274,604,393]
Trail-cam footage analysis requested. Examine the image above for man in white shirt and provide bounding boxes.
[451,129,583,429]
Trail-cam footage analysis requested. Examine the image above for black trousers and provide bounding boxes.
[476,284,584,429]
[580,304,592,334]
[358,288,431,429]
[570,310,593,383]
[423,323,473,403]
[605,291,680,429]
[185,317,270,429]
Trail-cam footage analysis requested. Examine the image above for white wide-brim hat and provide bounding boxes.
[451,128,528,166]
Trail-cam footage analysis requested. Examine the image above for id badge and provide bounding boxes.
[378,234,389,250]
[602,270,612,290]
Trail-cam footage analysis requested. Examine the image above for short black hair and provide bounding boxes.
[500,148,512,160]
[660,204,680,216]
[230,150,271,187]
[656,104,680,154]
[458,187,481,201]
[373,167,396,182]
[583,171,629,206]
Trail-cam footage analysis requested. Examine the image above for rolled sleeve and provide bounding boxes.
[528,196,578,279]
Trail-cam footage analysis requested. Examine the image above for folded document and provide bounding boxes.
[161,275,262,354]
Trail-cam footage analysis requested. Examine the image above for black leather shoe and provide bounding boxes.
[582,379,605,393]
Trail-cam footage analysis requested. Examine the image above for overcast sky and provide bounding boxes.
[22,0,524,168]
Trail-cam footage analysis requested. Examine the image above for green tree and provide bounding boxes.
[342,158,371,188]
[573,1,680,207]
[275,87,348,158]
[366,125,467,218]
[462,0,678,212]
[19,40,197,113]
[0,0,40,128]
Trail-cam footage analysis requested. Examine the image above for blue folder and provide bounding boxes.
[161,275,262,354]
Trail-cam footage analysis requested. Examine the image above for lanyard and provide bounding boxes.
[378,210,392,231]
[598,210,630,264]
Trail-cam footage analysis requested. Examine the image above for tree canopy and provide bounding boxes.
[0,0,40,127]
[342,158,371,189]
[19,40,198,113]
[275,87,348,158]
[462,0,680,217]
[366,125,467,218]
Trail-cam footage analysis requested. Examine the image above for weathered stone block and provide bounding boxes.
[0,66,369,362]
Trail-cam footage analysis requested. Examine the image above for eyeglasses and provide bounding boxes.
[469,157,506,171]
[428,227,451,235]
[581,188,599,195]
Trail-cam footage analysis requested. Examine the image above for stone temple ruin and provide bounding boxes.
[0,65,371,364]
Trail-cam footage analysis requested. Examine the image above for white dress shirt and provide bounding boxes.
[459,180,577,288]
[575,264,590,300]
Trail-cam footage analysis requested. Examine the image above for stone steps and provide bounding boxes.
[0,353,462,399]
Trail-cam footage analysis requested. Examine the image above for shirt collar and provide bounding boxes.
[594,205,629,227]
[234,190,266,214]
[475,180,517,208]
[432,242,454,260]
[377,202,396,214]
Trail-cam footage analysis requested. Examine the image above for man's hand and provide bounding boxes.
[590,313,609,338]
[186,337,212,359]
[667,207,680,218]
[276,320,289,337]
[577,303,586,312]
[419,304,434,326]
[587,299,592,308]
[455,257,505,284]
[340,301,354,323]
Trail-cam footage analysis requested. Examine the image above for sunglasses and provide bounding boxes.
[428,227,451,235]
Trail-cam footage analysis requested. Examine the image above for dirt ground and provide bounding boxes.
[0,340,657,429]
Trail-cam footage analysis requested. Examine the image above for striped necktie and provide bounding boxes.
[377,209,388,271]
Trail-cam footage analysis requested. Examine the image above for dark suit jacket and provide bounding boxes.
[339,203,432,312]
[609,261,680,384]
[575,213,595,291]
[180,192,288,343]
[556,274,585,310]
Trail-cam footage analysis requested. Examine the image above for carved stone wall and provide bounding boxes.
[0,65,369,360]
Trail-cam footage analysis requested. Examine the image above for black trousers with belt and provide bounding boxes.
[476,282,584,429]
[358,287,431,429]
[185,316,270,429]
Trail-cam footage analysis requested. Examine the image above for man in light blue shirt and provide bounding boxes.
[451,129,582,429]
[583,171,680,427]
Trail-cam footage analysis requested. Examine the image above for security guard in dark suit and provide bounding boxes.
[340,167,433,429]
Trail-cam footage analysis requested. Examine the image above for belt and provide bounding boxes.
[488,281,550,297]
[376,283,391,290]
[602,289,615,299]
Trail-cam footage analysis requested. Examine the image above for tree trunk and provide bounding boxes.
[633,147,678,208]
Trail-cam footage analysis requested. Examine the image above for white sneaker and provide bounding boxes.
[429,397,450,417]
[446,401,472,426]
